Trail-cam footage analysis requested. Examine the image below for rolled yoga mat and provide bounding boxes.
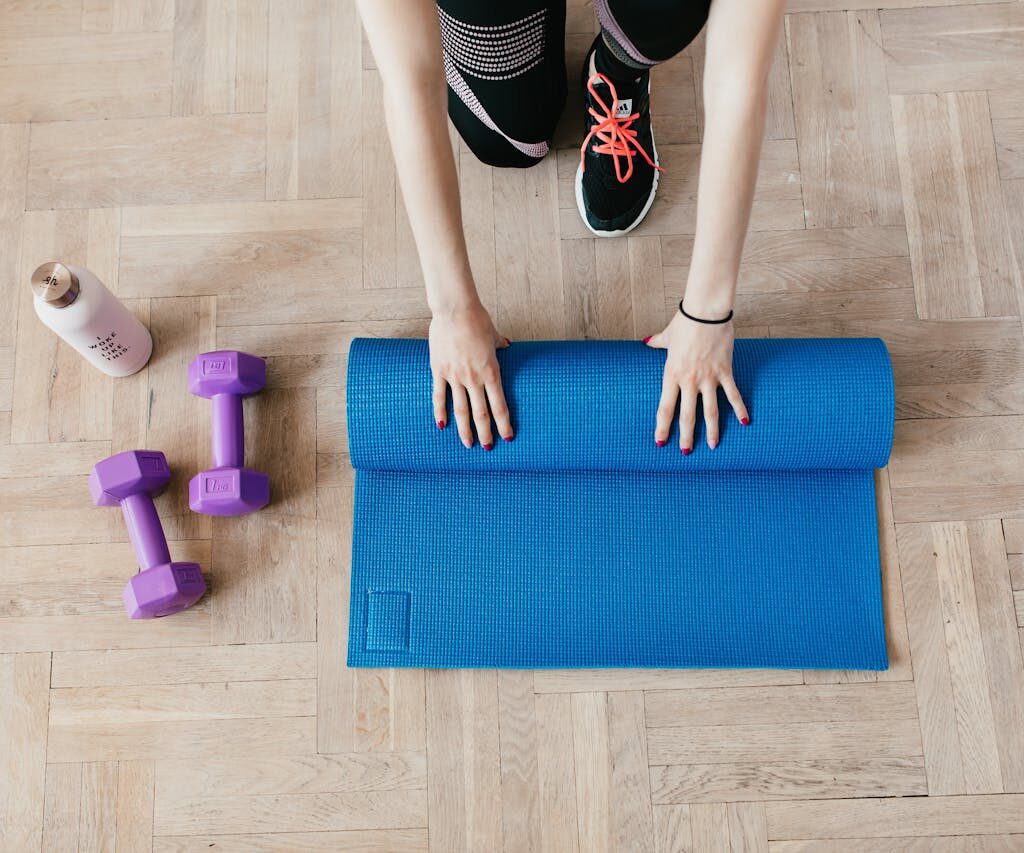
[346,337,894,670]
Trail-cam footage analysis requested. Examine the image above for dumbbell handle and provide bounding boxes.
[211,393,244,469]
[120,492,171,570]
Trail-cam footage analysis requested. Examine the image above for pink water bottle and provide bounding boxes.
[31,261,153,377]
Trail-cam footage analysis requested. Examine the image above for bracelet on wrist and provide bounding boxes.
[678,299,733,325]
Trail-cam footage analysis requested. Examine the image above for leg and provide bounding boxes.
[595,0,711,76]
[574,0,711,235]
[437,0,567,168]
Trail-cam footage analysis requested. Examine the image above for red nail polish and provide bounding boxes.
[642,335,652,344]
[483,443,494,451]
[682,447,692,456]
[503,434,514,442]
[438,420,447,429]
[656,439,666,447]
[741,417,750,426]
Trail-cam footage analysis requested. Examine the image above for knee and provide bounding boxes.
[464,138,549,169]
[601,0,711,61]
[447,89,557,169]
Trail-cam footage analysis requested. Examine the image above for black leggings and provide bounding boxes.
[438,0,712,167]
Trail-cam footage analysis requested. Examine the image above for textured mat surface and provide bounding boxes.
[346,338,894,669]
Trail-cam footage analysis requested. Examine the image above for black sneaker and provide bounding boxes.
[575,41,661,237]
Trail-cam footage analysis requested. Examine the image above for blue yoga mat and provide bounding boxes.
[346,338,894,670]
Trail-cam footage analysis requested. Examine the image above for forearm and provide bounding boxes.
[684,87,769,316]
[684,0,784,318]
[357,0,479,315]
[381,81,479,313]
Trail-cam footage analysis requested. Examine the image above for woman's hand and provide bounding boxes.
[429,302,512,450]
[645,309,749,453]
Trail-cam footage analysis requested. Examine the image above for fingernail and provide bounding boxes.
[741,417,750,426]
[682,447,692,456]
[642,335,652,344]
[437,420,446,429]
[709,440,718,450]
[483,443,494,451]
[656,439,666,447]
[502,434,514,442]
[504,338,512,346]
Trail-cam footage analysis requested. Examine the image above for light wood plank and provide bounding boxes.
[47,716,316,763]
[316,484,354,753]
[152,829,428,851]
[881,4,1024,94]
[968,521,1024,790]
[652,757,926,804]
[79,761,119,853]
[496,671,541,852]
[172,0,268,116]
[654,804,692,853]
[0,0,82,36]
[788,11,903,229]
[425,670,502,853]
[156,752,425,799]
[81,0,174,33]
[771,837,1024,853]
[572,692,611,853]
[266,0,361,200]
[535,693,579,853]
[891,91,1019,319]
[766,794,1024,839]
[116,760,156,852]
[628,237,668,339]
[154,788,426,836]
[28,114,266,209]
[52,642,315,687]
[645,683,917,728]
[0,32,172,122]
[42,763,82,853]
[0,652,50,851]
[646,718,922,765]
[493,157,566,338]
[0,124,29,350]
[49,680,315,725]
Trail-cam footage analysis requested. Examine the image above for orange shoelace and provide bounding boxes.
[579,72,663,184]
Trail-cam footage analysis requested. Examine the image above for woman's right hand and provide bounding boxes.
[429,302,512,450]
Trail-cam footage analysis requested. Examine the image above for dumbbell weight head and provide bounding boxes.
[90,450,207,619]
[189,467,270,516]
[122,562,206,620]
[188,350,270,516]
[187,350,265,398]
[89,448,171,507]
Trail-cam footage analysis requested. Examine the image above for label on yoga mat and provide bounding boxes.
[345,338,894,670]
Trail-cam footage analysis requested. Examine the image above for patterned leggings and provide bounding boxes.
[439,0,712,167]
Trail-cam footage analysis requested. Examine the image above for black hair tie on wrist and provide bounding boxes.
[679,299,733,325]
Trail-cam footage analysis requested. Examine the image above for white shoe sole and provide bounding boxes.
[574,121,659,238]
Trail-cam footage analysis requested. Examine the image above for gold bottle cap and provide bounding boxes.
[31,262,80,308]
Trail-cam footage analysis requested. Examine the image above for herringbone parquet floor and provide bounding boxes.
[2,0,1024,850]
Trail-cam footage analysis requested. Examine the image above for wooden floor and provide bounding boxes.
[2,0,1024,850]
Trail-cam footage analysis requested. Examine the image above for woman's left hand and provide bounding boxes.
[645,310,749,453]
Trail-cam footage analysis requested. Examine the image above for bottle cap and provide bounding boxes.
[31,262,80,308]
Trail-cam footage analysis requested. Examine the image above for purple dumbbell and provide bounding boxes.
[90,450,207,619]
[188,350,270,516]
